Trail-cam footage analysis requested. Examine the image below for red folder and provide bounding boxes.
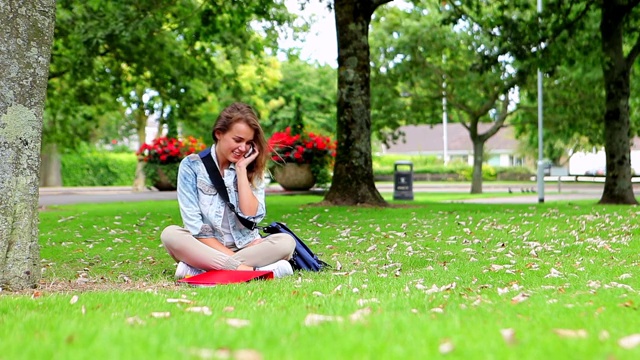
[177,269,274,286]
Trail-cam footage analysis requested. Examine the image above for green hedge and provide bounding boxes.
[372,155,533,181]
[61,151,137,186]
[59,151,534,187]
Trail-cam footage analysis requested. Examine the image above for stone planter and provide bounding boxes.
[273,163,315,191]
[154,167,177,191]
[144,163,179,191]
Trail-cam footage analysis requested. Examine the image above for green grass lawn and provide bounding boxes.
[2,195,640,359]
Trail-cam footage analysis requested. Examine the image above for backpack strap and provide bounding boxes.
[199,149,258,231]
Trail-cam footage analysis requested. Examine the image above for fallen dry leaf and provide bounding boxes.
[544,268,563,278]
[312,291,324,297]
[70,295,79,304]
[439,339,454,354]
[304,313,344,326]
[619,300,635,308]
[349,307,371,322]
[186,307,212,316]
[500,328,517,345]
[618,334,640,349]
[189,348,222,359]
[553,329,588,339]
[226,318,250,328]
[150,312,171,318]
[511,293,530,304]
[190,348,263,360]
[356,298,379,306]
[233,349,263,360]
[126,316,145,325]
[167,298,193,304]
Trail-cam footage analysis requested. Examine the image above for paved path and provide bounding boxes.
[37,182,626,206]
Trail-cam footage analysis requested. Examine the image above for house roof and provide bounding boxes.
[383,123,518,155]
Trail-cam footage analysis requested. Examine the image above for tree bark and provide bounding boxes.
[39,142,62,187]
[470,139,484,194]
[324,0,387,206]
[132,106,148,192]
[0,0,56,290]
[598,2,637,204]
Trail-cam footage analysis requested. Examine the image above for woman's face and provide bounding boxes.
[215,121,255,164]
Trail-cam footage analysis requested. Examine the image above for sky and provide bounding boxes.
[280,0,337,67]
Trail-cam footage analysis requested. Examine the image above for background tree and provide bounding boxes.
[599,1,640,204]
[447,0,640,204]
[324,0,392,206]
[0,0,56,290]
[260,57,337,136]
[514,37,606,166]
[370,2,526,193]
[44,0,292,188]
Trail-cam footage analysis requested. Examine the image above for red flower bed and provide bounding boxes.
[137,136,207,165]
[268,127,336,165]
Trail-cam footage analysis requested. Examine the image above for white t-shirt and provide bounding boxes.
[220,206,238,250]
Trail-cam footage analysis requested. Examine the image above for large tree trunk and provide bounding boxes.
[132,106,148,192]
[598,2,637,204]
[470,138,484,194]
[324,0,387,206]
[40,142,62,187]
[0,0,56,291]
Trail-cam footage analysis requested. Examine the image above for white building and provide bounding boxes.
[382,124,526,167]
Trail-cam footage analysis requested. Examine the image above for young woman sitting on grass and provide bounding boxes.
[161,102,295,279]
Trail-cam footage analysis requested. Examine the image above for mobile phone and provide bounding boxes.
[244,144,254,158]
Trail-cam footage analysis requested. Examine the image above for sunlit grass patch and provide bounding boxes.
[2,196,639,359]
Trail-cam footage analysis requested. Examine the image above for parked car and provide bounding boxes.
[585,167,606,176]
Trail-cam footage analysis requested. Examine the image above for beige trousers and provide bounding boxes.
[160,225,296,270]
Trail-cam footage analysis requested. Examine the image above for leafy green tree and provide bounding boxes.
[1,0,56,290]
[370,2,527,193]
[259,57,337,137]
[446,0,640,204]
[44,0,292,188]
[514,43,605,165]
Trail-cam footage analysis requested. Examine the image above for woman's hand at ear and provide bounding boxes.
[235,148,260,216]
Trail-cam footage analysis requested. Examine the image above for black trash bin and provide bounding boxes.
[393,161,414,200]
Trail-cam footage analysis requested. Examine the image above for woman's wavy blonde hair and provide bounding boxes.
[212,102,268,187]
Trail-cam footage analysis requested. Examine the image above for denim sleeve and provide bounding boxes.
[237,176,267,223]
[177,158,210,238]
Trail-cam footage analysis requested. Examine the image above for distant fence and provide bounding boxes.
[374,172,532,182]
[536,176,640,183]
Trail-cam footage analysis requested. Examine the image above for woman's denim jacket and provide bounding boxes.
[177,147,266,249]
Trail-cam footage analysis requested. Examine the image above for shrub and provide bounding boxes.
[61,151,137,186]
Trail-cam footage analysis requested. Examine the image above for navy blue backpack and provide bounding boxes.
[262,221,330,271]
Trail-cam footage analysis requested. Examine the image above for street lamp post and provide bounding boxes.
[536,0,545,203]
[442,55,449,165]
